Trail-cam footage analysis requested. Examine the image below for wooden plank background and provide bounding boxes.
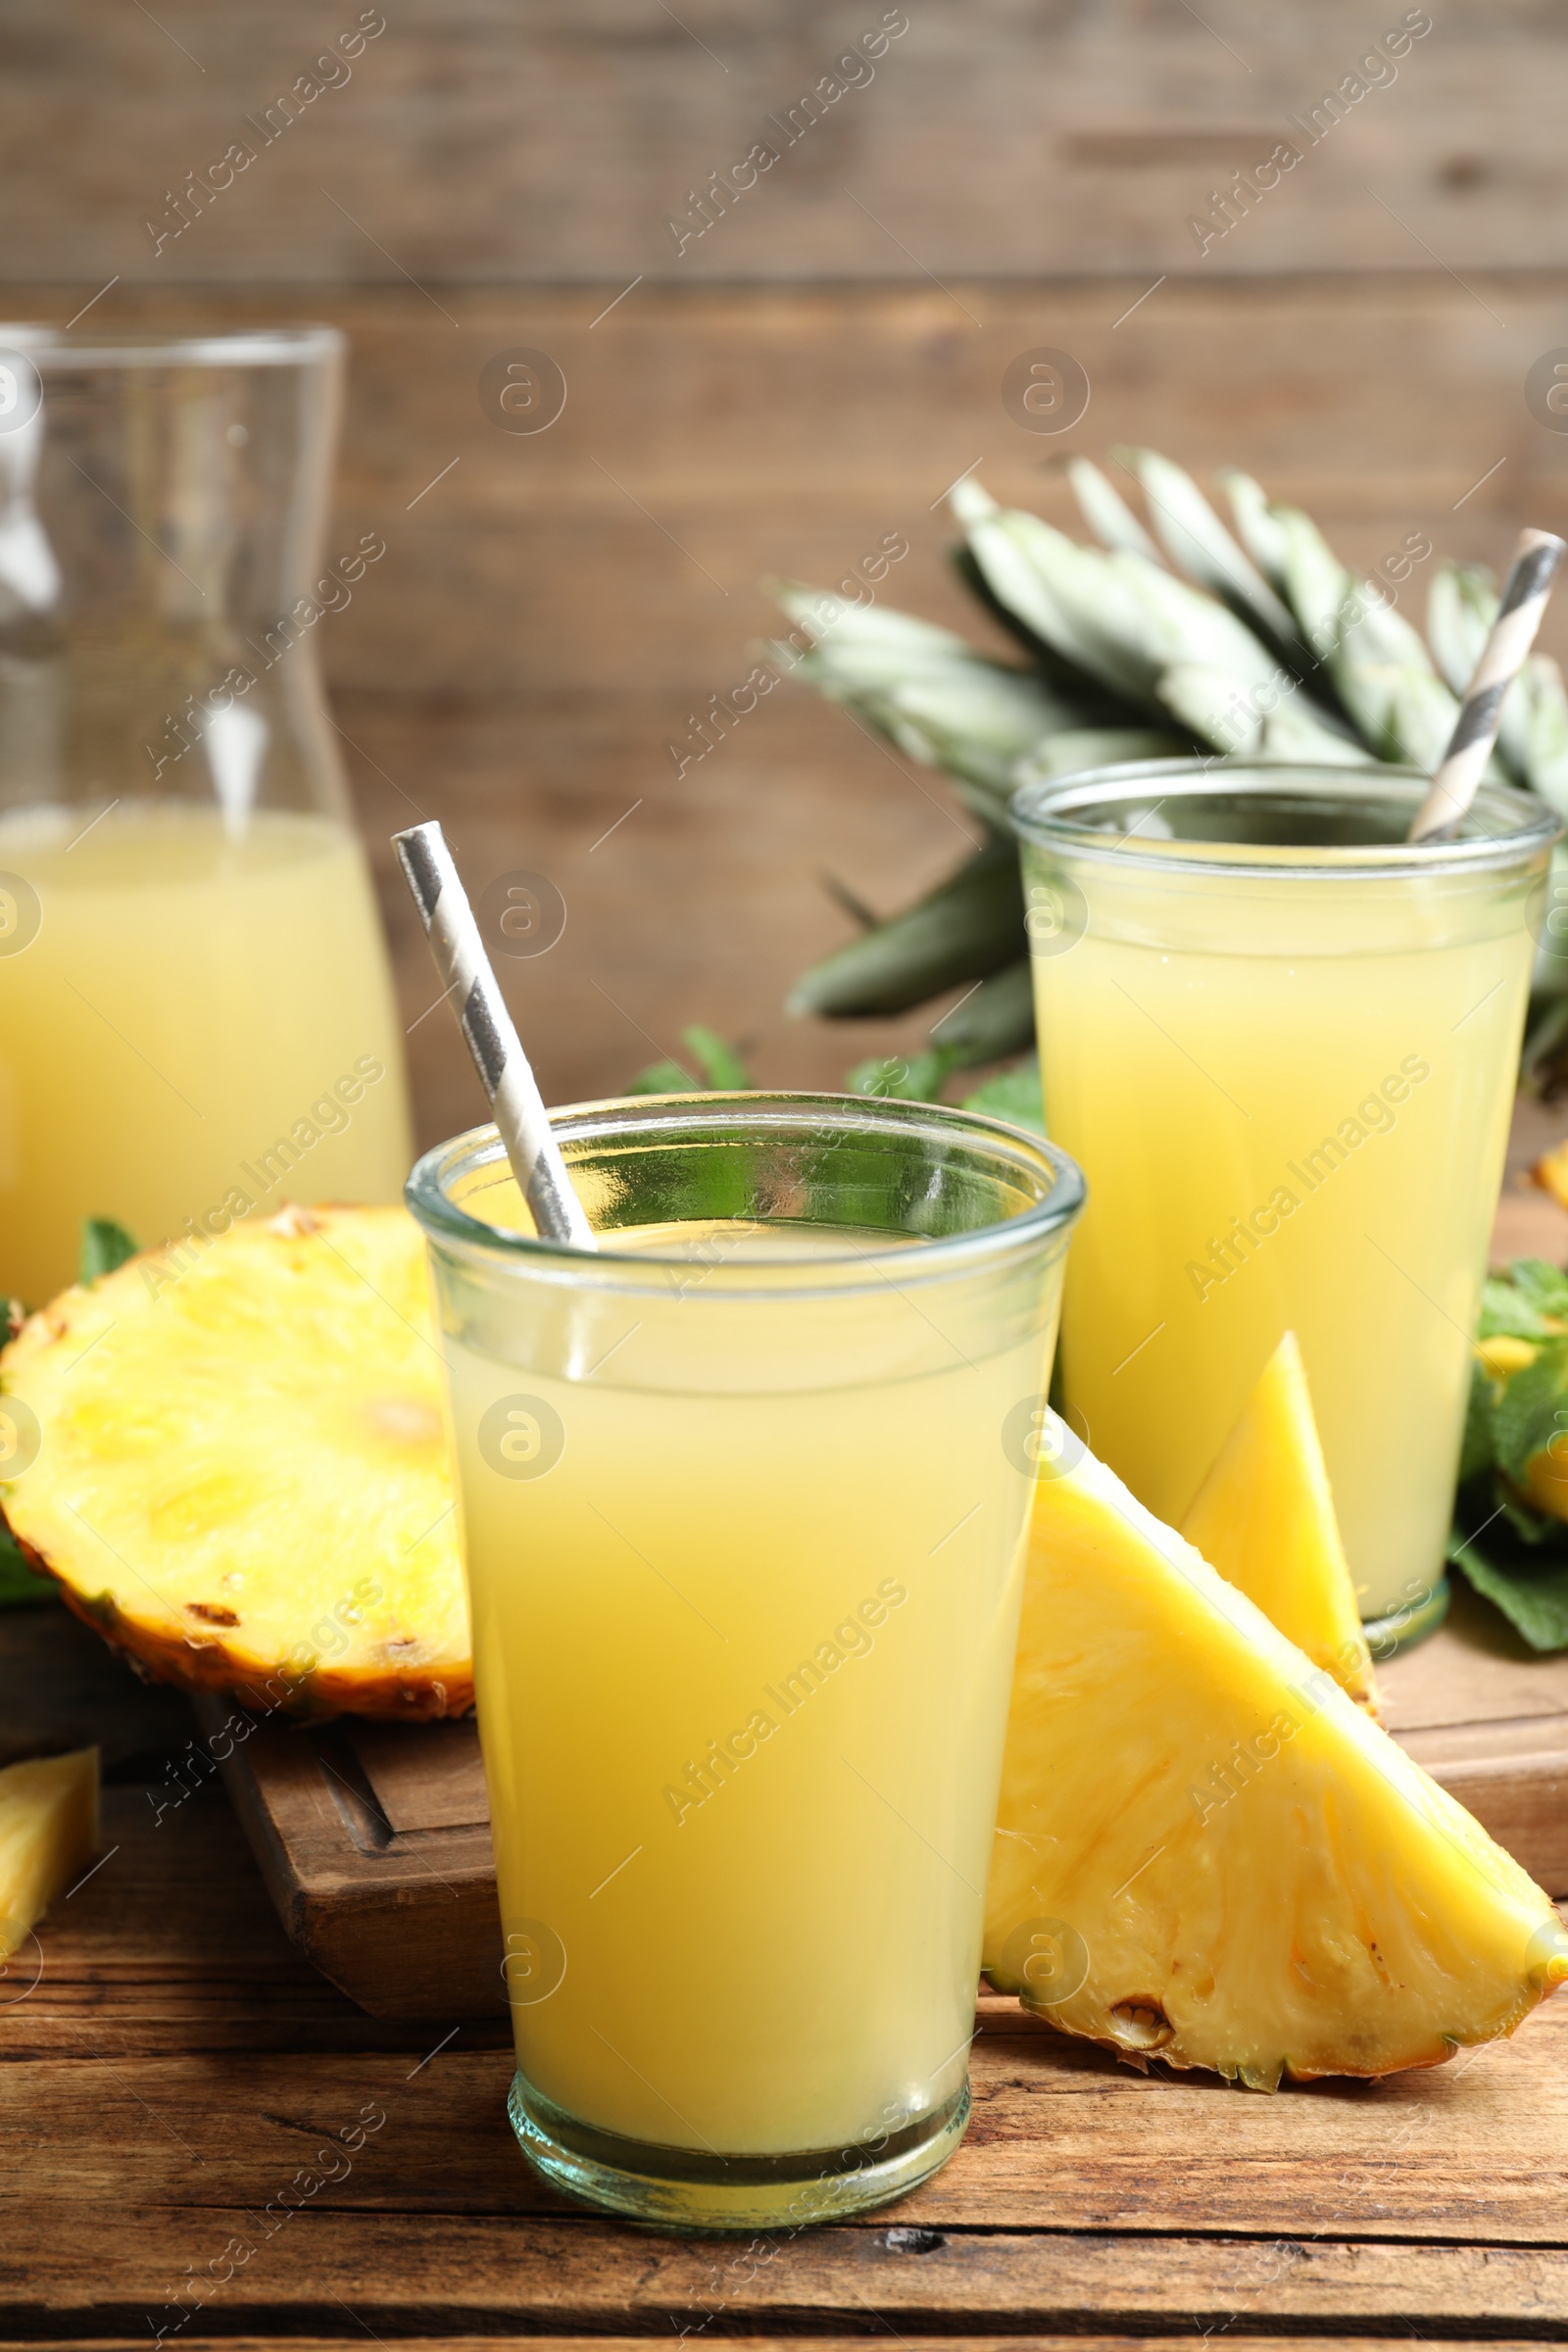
[5,11,1568,1145]
[3,2,1565,284]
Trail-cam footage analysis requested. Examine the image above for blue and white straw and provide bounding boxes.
[1408,527,1566,845]
[394,821,597,1250]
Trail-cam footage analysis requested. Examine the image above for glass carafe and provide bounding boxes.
[0,325,412,1306]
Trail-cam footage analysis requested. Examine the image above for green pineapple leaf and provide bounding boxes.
[787,839,1024,1019]
[927,958,1035,1068]
[1066,457,1163,565]
[1116,446,1302,657]
[1217,468,1293,595]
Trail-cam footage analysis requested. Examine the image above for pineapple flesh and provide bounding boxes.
[0,1747,99,1958]
[1180,1331,1378,1714]
[985,1423,1568,2086]
[0,1206,468,1718]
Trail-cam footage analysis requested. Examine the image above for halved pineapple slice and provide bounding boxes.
[986,1422,1567,2086]
[1180,1331,1378,1714]
[0,1207,467,1718]
[0,1747,99,1958]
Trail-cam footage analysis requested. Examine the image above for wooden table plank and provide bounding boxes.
[7,2212,1568,2340]
[24,2344,1568,2352]
[7,2007,1567,2239]
[17,2343,1567,2352]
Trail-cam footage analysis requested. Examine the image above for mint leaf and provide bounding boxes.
[682,1027,752,1091]
[78,1218,138,1284]
[1492,1336,1568,1490]
[1450,1506,1568,1651]
[1480,1259,1568,1339]
[848,1050,956,1102]
[962,1054,1046,1135]
[1508,1258,1568,1319]
[626,1028,752,1095]
[1480,1277,1553,1342]
[626,1057,695,1095]
[1458,1357,1497,1486]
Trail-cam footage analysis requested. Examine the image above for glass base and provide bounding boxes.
[506,2069,970,2232]
[1363,1571,1450,1661]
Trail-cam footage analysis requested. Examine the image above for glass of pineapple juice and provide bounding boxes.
[409,1093,1083,2230]
[1012,760,1559,1635]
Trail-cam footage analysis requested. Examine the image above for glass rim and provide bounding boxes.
[1010,758,1562,880]
[0,322,344,370]
[406,1091,1086,1290]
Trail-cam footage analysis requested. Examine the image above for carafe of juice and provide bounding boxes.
[0,325,412,1305]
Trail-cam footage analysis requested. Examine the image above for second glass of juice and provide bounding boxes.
[1013,759,1558,1633]
[409,1093,1083,2230]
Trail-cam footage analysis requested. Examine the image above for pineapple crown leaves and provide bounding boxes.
[1109,447,1303,659]
[767,452,1568,1038]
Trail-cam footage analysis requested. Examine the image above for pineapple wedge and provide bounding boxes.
[0,1206,468,1719]
[985,1422,1568,2086]
[1180,1332,1378,1714]
[0,1747,99,1958]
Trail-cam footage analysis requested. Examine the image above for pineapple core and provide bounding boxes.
[986,1424,1568,2087]
[0,1747,99,1959]
[1181,1331,1378,1714]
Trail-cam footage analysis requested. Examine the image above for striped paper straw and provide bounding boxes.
[394,822,597,1250]
[1407,527,1566,844]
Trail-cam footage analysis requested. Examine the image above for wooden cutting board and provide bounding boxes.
[198,1578,1568,2020]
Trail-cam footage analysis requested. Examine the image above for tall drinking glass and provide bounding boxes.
[1013,760,1559,1637]
[409,1093,1083,2230]
[0,325,411,1305]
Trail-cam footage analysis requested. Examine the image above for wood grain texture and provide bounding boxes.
[39,2344,1568,2352]
[188,1696,506,2022]
[13,277,1568,704]
[1,3,1564,284]
[10,2211,1568,2339]
[7,1591,1568,2339]
[11,2008,1568,2236]
[9,275,1568,1131]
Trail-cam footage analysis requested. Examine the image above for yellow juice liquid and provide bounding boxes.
[446,1219,1048,2158]
[0,800,412,1303]
[1031,864,1533,1622]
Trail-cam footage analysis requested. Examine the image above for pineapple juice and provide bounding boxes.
[0,801,411,1302]
[451,1220,1040,2157]
[1016,763,1555,1626]
[412,1096,1083,2220]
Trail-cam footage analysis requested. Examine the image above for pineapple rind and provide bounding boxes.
[0,1747,99,1957]
[986,1430,1568,2085]
[0,1207,469,1720]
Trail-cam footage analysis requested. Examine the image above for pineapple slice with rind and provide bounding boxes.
[985,1420,1568,2086]
[1180,1331,1378,1714]
[0,1747,99,1959]
[0,1206,468,1719]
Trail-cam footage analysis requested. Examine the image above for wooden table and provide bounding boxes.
[5,1601,1568,2349]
